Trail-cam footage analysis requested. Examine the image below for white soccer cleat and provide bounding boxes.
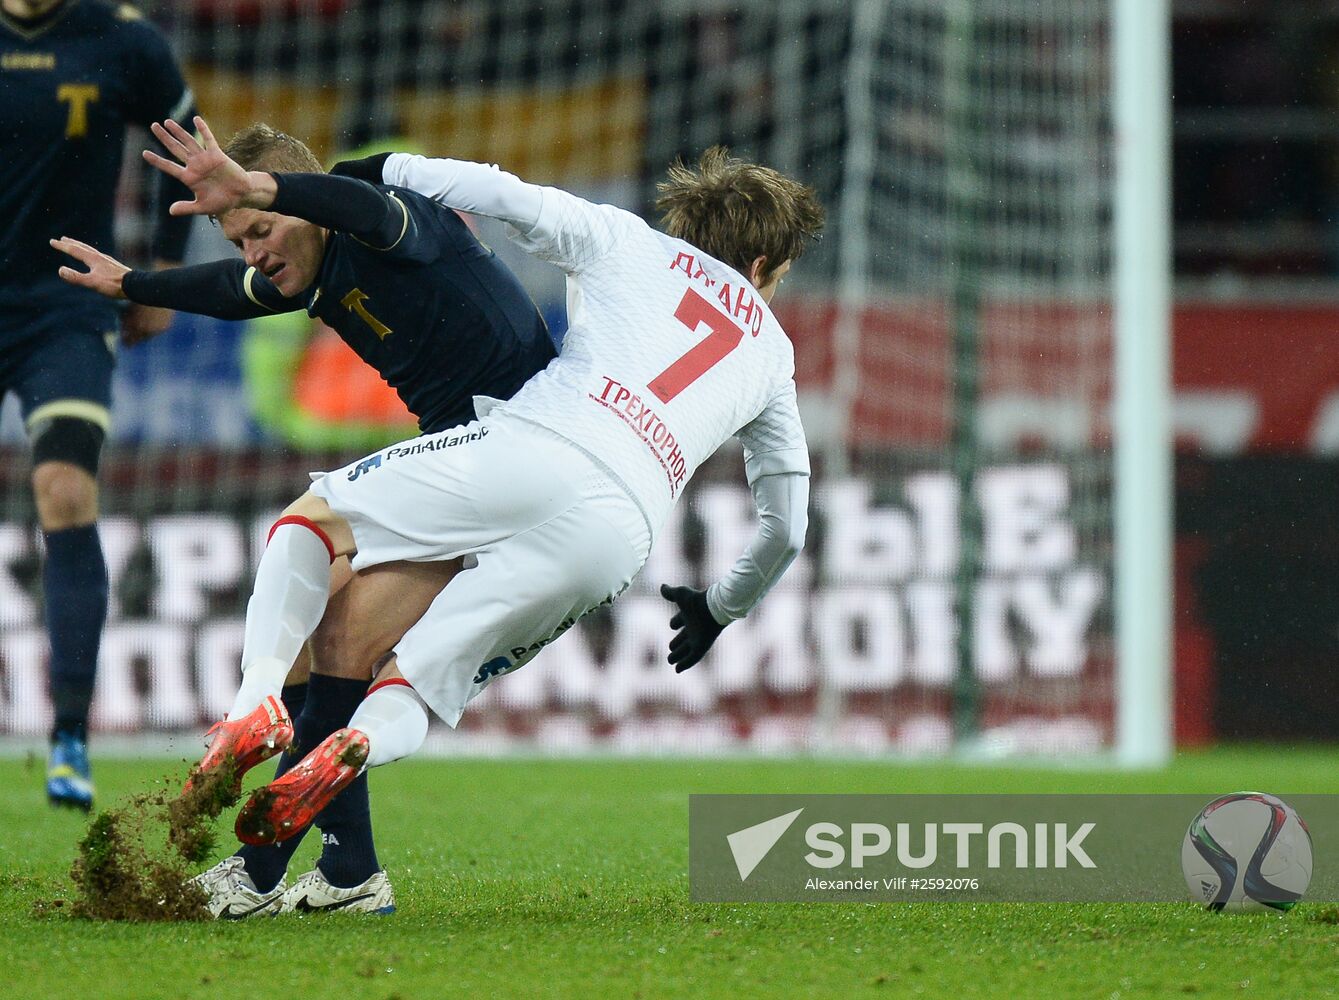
[190,855,286,919]
[280,867,396,915]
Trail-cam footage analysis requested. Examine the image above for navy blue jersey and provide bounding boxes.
[124,175,556,434]
[0,0,192,328]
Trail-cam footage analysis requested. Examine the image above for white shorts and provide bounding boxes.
[310,416,651,726]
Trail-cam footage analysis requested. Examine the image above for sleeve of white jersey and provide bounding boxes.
[735,381,812,484]
[381,153,629,273]
[703,383,812,624]
[705,471,809,624]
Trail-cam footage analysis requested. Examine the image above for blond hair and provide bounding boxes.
[655,147,824,285]
[223,123,323,174]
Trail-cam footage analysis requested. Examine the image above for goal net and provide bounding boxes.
[0,0,1132,759]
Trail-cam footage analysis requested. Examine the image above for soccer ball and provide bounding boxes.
[1181,792,1312,912]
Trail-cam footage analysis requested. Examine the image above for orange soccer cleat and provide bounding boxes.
[234,728,369,846]
[185,694,294,797]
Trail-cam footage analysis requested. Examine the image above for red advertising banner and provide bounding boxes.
[774,299,1339,455]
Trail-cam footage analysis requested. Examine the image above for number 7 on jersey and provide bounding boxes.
[649,288,747,404]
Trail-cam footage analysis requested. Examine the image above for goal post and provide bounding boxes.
[1113,0,1174,767]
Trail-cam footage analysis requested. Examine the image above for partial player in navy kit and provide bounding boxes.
[58,122,556,436]
[0,0,195,809]
[53,116,557,916]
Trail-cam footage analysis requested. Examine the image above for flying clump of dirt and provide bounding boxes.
[168,758,243,863]
[236,786,279,846]
[62,756,243,922]
[67,792,208,922]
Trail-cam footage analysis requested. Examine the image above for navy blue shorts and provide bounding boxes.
[0,312,117,434]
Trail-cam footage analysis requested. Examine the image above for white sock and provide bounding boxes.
[350,683,430,767]
[231,521,332,718]
[228,656,290,720]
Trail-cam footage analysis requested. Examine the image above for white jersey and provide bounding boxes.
[384,153,810,539]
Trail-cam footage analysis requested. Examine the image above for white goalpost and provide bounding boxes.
[1113,0,1173,767]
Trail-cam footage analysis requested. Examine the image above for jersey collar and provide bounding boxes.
[0,0,78,41]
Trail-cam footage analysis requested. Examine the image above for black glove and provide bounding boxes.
[661,583,727,673]
[329,152,393,184]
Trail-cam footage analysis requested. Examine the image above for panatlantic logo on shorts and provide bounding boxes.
[473,655,513,685]
[347,427,489,481]
[347,454,383,482]
[588,376,687,496]
[471,594,618,686]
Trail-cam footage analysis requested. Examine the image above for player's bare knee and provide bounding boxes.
[281,491,333,523]
[280,492,356,557]
[31,460,98,530]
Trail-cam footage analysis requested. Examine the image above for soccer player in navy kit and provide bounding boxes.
[54,115,557,915]
[0,0,195,810]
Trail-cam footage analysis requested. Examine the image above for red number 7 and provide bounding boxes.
[648,288,746,404]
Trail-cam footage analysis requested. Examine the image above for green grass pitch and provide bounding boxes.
[1,748,1337,998]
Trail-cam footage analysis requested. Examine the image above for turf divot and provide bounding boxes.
[63,757,242,922]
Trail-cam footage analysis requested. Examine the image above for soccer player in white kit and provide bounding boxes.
[189,145,824,846]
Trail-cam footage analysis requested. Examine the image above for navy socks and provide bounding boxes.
[237,674,380,892]
[308,675,381,888]
[235,744,306,892]
[43,524,107,741]
[281,681,309,721]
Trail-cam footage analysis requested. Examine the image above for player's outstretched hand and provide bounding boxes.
[144,115,273,217]
[50,237,129,299]
[660,583,727,673]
